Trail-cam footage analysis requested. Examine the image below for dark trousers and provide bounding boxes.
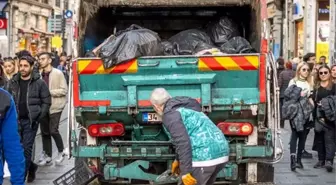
[179,163,225,185]
[19,119,38,175]
[40,112,64,157]
[280,98,285,128]
[289,122,306,158]
[314,125,336,161]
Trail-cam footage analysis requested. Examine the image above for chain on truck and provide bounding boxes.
[56,0,284,184]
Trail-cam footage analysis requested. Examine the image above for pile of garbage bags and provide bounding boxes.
[98,17,256,69]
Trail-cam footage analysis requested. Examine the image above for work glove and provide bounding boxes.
[182,173,197,185]
[171,160,180,175]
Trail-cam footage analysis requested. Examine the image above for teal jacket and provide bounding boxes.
[163,97,229,175]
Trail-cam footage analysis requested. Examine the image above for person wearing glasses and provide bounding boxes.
[287,62,314,171]
[312,64,336,172]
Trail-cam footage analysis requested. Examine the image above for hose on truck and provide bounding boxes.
[249,52,284,165]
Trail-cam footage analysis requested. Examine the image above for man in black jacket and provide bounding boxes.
[5,55,51,183]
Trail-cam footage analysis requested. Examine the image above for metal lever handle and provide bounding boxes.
[176,60,198,65]
[138,61,160,67]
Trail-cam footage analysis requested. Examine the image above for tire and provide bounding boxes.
[75,130,89,183]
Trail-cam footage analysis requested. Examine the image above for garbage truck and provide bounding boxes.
[62,0,284,184]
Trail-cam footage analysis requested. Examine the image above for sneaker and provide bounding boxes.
[301,150,313,159]
[55,152,66,165]
[314,161,325,169]
[37,153,52,166]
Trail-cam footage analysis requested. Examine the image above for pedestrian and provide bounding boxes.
[286,62,314,170]
[0,88,26,185]
[3,57,18,80]
[312,64,336,172]
[291,57,301,71]
[277,58,285,80]
[0,64,6,88]
[278,61,295,128]
[150,88,229,185]
[319,56,327,63]
[37,52,68,166]
[5,55,51,182]
[331,64,336,83]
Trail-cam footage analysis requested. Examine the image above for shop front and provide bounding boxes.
[16,28,53,56]
[316,0,330,63]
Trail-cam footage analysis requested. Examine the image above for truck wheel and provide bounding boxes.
[75,130,89,182]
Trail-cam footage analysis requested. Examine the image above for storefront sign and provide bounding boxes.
[318,1,329,20]
[0,18,7,29]
[316,21,329,63]
[293,0,304,20]
[52,36,62,48]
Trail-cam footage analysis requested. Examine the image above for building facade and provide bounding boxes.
[8,0,53,56]
[284,0,335,65]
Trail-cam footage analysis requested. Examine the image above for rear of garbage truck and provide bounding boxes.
[67,0,283,184]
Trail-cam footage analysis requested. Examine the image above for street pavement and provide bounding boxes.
[2,109,336,184]
[3,105,74,185]
[274,122,336,185]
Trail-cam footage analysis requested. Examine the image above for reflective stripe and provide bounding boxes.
[192,156,229,167]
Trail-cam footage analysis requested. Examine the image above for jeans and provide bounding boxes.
[314,124,336,161]
[289,121,306,158]
[19,119,38,175]
[40,112,64,157]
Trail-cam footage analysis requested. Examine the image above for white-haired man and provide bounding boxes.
[150,88,229,185]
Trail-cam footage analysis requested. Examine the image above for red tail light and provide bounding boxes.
[217,122,253,136]
[88,123,125,137]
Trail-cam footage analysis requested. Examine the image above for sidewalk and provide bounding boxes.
[274,122,336,185]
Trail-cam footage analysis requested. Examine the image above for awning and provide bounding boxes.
[18,28,34,34]
[31,28,54,36]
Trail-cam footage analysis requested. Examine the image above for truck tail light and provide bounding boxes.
[217,122,253,136]
[88,123,125,137]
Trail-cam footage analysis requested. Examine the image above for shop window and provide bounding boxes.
[56,0,61,7]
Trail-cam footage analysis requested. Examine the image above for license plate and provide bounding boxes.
[143,113,162,122]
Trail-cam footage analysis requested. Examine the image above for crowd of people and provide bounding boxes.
[0,50,71,184]
[278,53,336,173]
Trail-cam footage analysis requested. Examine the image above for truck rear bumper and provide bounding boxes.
[73,143,273,183]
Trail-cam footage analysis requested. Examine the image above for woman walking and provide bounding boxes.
[312,64,336,172]
[2,57,18,80]
[331,64,336,83]
[278,61,295,128]
[286,62,314,171]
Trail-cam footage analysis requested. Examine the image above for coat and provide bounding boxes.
[0,88,25,185]
[282,85,314,132]
[320,95,336,122]
[5,71,51,124]
[162,97,229,176]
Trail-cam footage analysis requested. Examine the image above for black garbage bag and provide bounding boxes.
[168,29,216,55]
[161,41,174,55]
[207,16,240,46]
[99,24,163,69]
[230,36,256,53]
